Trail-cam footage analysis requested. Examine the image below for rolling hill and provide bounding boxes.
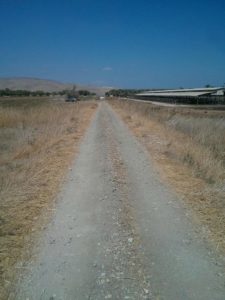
[0,77,112,96]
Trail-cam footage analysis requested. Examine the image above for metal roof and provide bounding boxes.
[137,87,224,98]
[137,91,214,97]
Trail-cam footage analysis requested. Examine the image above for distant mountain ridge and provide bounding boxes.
[0,77,112,96]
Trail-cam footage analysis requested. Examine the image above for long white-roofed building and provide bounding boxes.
[136,87,225,104]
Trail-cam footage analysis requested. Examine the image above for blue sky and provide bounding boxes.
[0,0,225,88]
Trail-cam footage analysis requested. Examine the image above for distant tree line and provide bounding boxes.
[77,90,96,96]
[0,88,96,97]
[105,89,148,97]
[0,88,51,97]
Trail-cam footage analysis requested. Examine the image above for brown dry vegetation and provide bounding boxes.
[109,99,225,253]
[0,98,97,298]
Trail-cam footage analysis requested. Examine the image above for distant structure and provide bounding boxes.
[65,85,79,102]
[136,87,225,105]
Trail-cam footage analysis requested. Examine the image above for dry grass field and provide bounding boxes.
[109,99,225,253]
[0,98,97,298]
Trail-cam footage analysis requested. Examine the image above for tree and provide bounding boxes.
[78,90,91,96]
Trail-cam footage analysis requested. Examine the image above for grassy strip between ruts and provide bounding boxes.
[0,99,98,299]
[109,99,225,255]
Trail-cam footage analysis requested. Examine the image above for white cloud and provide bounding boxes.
[102,67,112,71]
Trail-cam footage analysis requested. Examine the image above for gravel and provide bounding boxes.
[15,103,225,300]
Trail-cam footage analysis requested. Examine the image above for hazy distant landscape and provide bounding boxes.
[0,77,112,96]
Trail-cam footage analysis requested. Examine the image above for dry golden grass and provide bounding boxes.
[0,99,97,298]
[109,99,225,254]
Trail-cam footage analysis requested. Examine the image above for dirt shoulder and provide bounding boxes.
[0,100,98,299]
[109,99,225,256]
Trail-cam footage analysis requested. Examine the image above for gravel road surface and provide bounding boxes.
[16,103,225,299]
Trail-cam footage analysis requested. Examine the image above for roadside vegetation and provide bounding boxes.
[0,98,97,298]
[0,88,96,98]
[109,99,225,253]
[106,89,148,98]
[0,88,52,97]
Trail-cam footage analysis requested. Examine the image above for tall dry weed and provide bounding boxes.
[110,99,225,183]
[109,99,225,257]
[0,100,97,299]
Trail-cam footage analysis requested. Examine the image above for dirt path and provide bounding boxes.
[15,103,225,299]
